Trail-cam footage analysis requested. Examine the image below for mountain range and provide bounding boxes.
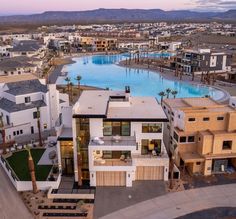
[0,9,235,24]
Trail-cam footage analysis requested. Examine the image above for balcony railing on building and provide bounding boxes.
[89,136,137,147]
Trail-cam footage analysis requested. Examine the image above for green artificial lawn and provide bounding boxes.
[6,149,52,181]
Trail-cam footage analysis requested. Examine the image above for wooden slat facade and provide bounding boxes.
[135,166,164,180]
[96,171,126,186]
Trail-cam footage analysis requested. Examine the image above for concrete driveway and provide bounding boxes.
[94,181,166,219]
[0,166,33,219]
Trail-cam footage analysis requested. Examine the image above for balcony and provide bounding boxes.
[94,158,132,166]
[89,136,137,147]
[132,152,168,159]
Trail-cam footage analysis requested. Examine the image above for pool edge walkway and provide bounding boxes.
[99,183,236,219]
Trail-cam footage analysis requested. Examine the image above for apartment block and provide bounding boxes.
[162,97,236,176]
[176,49,232,75]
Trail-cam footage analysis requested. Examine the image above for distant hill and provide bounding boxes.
[0,9,235,25]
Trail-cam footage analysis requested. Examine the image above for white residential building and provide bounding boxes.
[0,45,13,57]
[0,79,69,143]
[57,88,169,187]
[230,96,236,108]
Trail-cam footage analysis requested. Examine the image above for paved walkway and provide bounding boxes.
[0,166,33,219]
[100,183,236,219]
[38,145,57,165]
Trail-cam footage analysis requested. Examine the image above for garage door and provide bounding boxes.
[96,171,126,186]
[136,166,164,180]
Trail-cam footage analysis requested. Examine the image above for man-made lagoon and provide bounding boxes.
[58,54,226,101]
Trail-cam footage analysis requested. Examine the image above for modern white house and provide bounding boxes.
[0,79,69,144]
[10,40,45,58]
[0,56,43,76]
[57,88,169,187]
[0,45,13,57]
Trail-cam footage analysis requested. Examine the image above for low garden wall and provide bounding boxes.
[0,155,61,191]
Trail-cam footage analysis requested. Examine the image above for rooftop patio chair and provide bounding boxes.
[120,154,125,161]
[152,150,157,156]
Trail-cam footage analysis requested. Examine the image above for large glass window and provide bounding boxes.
[112,122,121,136]
[103,121,130,136]
[141,139,161,155]
[103,122,112,136]
[142,123,162,133]
[121,122,130,136]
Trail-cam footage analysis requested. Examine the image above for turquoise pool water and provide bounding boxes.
[62,54,225,101]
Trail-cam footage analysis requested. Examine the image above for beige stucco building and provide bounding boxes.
[162,97,236,176]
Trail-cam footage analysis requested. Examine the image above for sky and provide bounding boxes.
[0,0,235,15]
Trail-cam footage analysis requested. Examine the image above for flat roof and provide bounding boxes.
[73,90,168,121]
[163,97,236,114]
[58,128,73,141]
[107,96,167,120]
[179,152,205,163]
[73,90,126,117]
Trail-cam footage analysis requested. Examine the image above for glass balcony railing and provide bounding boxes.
[89,136,137,147]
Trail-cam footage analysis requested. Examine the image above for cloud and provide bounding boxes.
[193,0,236,11]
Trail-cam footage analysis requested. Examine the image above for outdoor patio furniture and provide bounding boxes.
[113,135,121,143]
[152,150,157,156]
[92,137,104,145]
[49,150,57,160]
[49,141,57,146]
[120,155,125,161]
[17,145,21,150]
[48,143,54,147]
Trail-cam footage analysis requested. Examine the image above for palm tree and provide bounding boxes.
[171,90,178,99]
[179,67,183,80]
[65,77,71,92]
[192,72,195,81]
[69,82,74,103]
[75,75,82,96]
[169,144,177,190]
[166,88,172,99]
[36,107,43,147]
[158,91,166,104]
[25,145,38,194]
[77,137,83,186]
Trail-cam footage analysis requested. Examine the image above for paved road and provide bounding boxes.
[0,166,33,219]
[100,183,236,219]
[175,207,236,219]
